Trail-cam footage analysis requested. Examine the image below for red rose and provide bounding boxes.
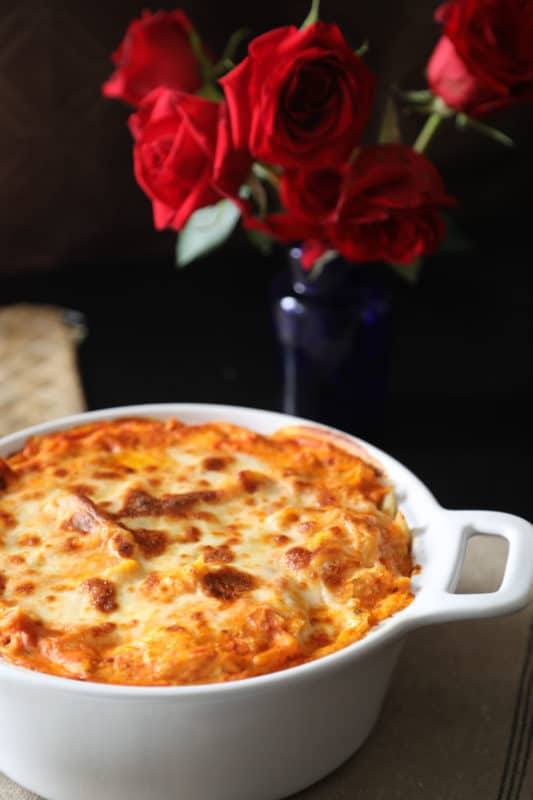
[427,0,533,115]
[244,167,343,268]
[280,169,342,222]
[330,145,454,265]
[103,10,205,107]
[245,168,340,244]
[246,145,453,267]
[220,22,375,169]
[427,37,495,114]
[129,89,249,231]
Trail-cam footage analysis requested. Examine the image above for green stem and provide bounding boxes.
[302,0,320,28]
[252,162,281,191]
[246,173,268,216]
[197,83,223,102]
[188,27,213,85]
[221,27,250,65]
[413,111,444,154]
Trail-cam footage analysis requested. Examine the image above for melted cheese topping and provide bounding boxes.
[0,418,413,685]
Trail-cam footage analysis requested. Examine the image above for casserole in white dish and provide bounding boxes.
[0,403,531,800]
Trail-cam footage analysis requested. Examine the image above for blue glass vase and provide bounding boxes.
[272,247,393,439]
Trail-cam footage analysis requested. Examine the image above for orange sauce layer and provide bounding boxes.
[0,418,413,685]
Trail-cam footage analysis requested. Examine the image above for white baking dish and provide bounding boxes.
[0,404,531,800]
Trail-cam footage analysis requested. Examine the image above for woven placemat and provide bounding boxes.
[0,304,86,437]
[0,777,39,800]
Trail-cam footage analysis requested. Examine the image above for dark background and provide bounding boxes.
[1,242,531,520]
[0,0,531,520]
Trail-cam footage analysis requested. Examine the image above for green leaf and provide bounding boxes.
[398,89,433,105]
[455,113,515,148]
[176,200,241,267]
[301,0,320,29]
[389,258,423,284]
[355,40,369,58]
[245,227,274,256]
[378,96,401,144]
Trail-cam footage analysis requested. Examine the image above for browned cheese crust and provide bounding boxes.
[0,418,413,685]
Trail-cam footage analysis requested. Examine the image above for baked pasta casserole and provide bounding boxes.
[0,418,414,685]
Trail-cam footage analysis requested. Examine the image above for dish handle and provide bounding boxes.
[409,510,533,625]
